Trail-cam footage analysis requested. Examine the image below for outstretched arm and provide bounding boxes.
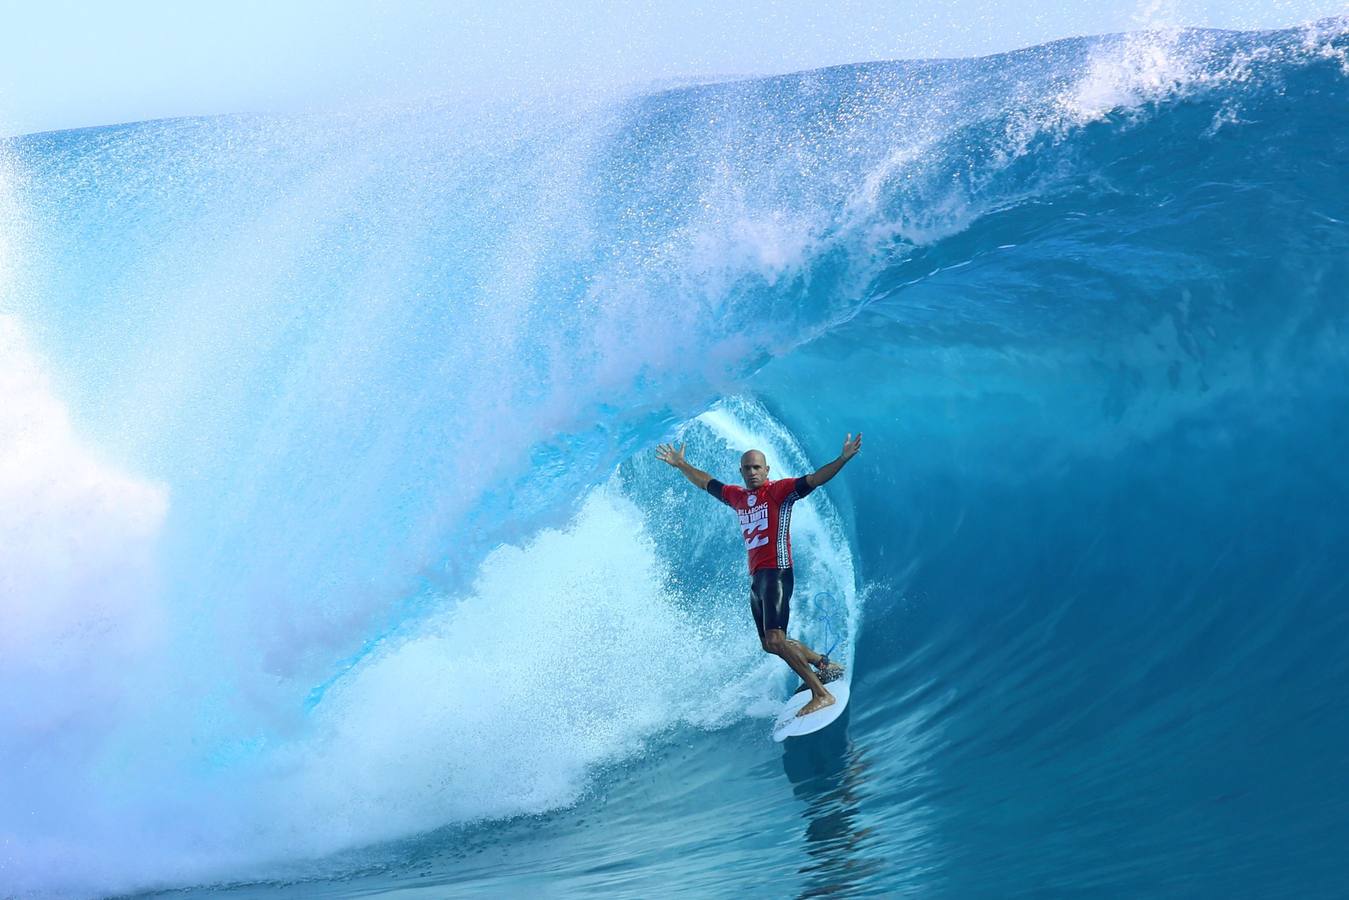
[806,432,863,489]
[656,443,716,490]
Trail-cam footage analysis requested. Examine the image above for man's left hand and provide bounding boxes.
[841,432,863,460]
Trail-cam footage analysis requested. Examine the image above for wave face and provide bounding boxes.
[4,20,1349,898]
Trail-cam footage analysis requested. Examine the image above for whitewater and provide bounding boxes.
[3,18,1349,898]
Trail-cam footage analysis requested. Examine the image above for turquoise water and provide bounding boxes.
[3,20,1349,898]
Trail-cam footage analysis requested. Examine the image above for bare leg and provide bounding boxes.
[764,629,834,716]
[787,639,845,685]
[786,639,824,666]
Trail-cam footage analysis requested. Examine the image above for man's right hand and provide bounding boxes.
[658,443,717,490]
[655,442,687,468]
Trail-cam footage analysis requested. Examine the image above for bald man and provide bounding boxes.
[656,434,862,716]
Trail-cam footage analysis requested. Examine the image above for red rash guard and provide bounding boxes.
[706,476,816,573]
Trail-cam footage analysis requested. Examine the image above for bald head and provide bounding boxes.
[739,449,769,489]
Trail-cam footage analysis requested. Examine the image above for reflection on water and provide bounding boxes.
[781,708,885,897]
[778,669,954,897]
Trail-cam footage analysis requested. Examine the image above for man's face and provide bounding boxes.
[740,451,768,489]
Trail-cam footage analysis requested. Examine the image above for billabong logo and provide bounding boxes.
[747,494,758,506]
[739,499,769,551]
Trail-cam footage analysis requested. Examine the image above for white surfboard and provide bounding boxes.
[772,677,851,742]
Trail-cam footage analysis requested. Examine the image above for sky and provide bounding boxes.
[0,0,1345,136]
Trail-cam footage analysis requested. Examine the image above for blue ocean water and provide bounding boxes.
[3,19,1349,899]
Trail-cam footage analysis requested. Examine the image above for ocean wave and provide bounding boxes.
[3,19,1347,896]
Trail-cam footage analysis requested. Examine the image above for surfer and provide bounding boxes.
[656,434,862,716]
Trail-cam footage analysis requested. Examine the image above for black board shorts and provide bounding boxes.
[750,567,794,639]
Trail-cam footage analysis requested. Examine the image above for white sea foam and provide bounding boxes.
[0,319,168,677]
[1301,15,1349,74]
[0,149,19,308]
[273,487,725,851]
[0,315,169,897]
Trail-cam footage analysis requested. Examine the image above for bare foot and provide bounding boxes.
[797,692,835,717]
